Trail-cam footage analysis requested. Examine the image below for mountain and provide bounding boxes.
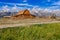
[0,12,18,18]
[30,8,60,17]
[0,8,60,18]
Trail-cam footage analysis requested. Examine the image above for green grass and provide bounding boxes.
[0,23,60,40]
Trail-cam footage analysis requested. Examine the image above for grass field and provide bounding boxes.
[0,23,60,40]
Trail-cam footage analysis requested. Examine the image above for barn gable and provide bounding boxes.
[11,9,36,19]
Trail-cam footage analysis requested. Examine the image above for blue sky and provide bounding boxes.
[0,0,60,11]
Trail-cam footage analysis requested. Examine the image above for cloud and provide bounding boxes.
[1,5,10,12]
[0,4,32,12]
[17,3,33,7]
[0,2,33,7]
[48,1,60,9]
[49,0,60,10]
[11,5,19,12]
[0,2,15,6]
[47,6,60,9]
[0,5,20,12]
[23,0,27,2]
[0,2,34,12]
[47,0,51,2]
[52,1,60,5]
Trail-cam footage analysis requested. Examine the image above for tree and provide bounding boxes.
[50,13,56,19]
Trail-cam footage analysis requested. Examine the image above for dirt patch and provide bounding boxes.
[0,18,60,28]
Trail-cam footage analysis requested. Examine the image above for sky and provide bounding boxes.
[0,0,60,12]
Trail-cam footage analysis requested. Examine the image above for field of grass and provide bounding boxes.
[0,23,60,40]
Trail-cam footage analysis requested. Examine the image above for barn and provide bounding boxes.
[11,9,36,19]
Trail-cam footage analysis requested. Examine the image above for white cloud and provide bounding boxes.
[12,5,17,10]
[1,5,10,12]
[11,5,19,12]
[47,6,60,9]
[0,5,20,12]
[23,0,27,2]
[52,1,60,5]
[47,0,51,2]
[50,0,60,10]
[0,2,33,7]
[0,4,32,12]
[17,3,33,7]
[17,3,28,5]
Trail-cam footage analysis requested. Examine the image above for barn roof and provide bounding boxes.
[16,9,31,15]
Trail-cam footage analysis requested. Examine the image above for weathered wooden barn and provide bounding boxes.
[11,9,36,19]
